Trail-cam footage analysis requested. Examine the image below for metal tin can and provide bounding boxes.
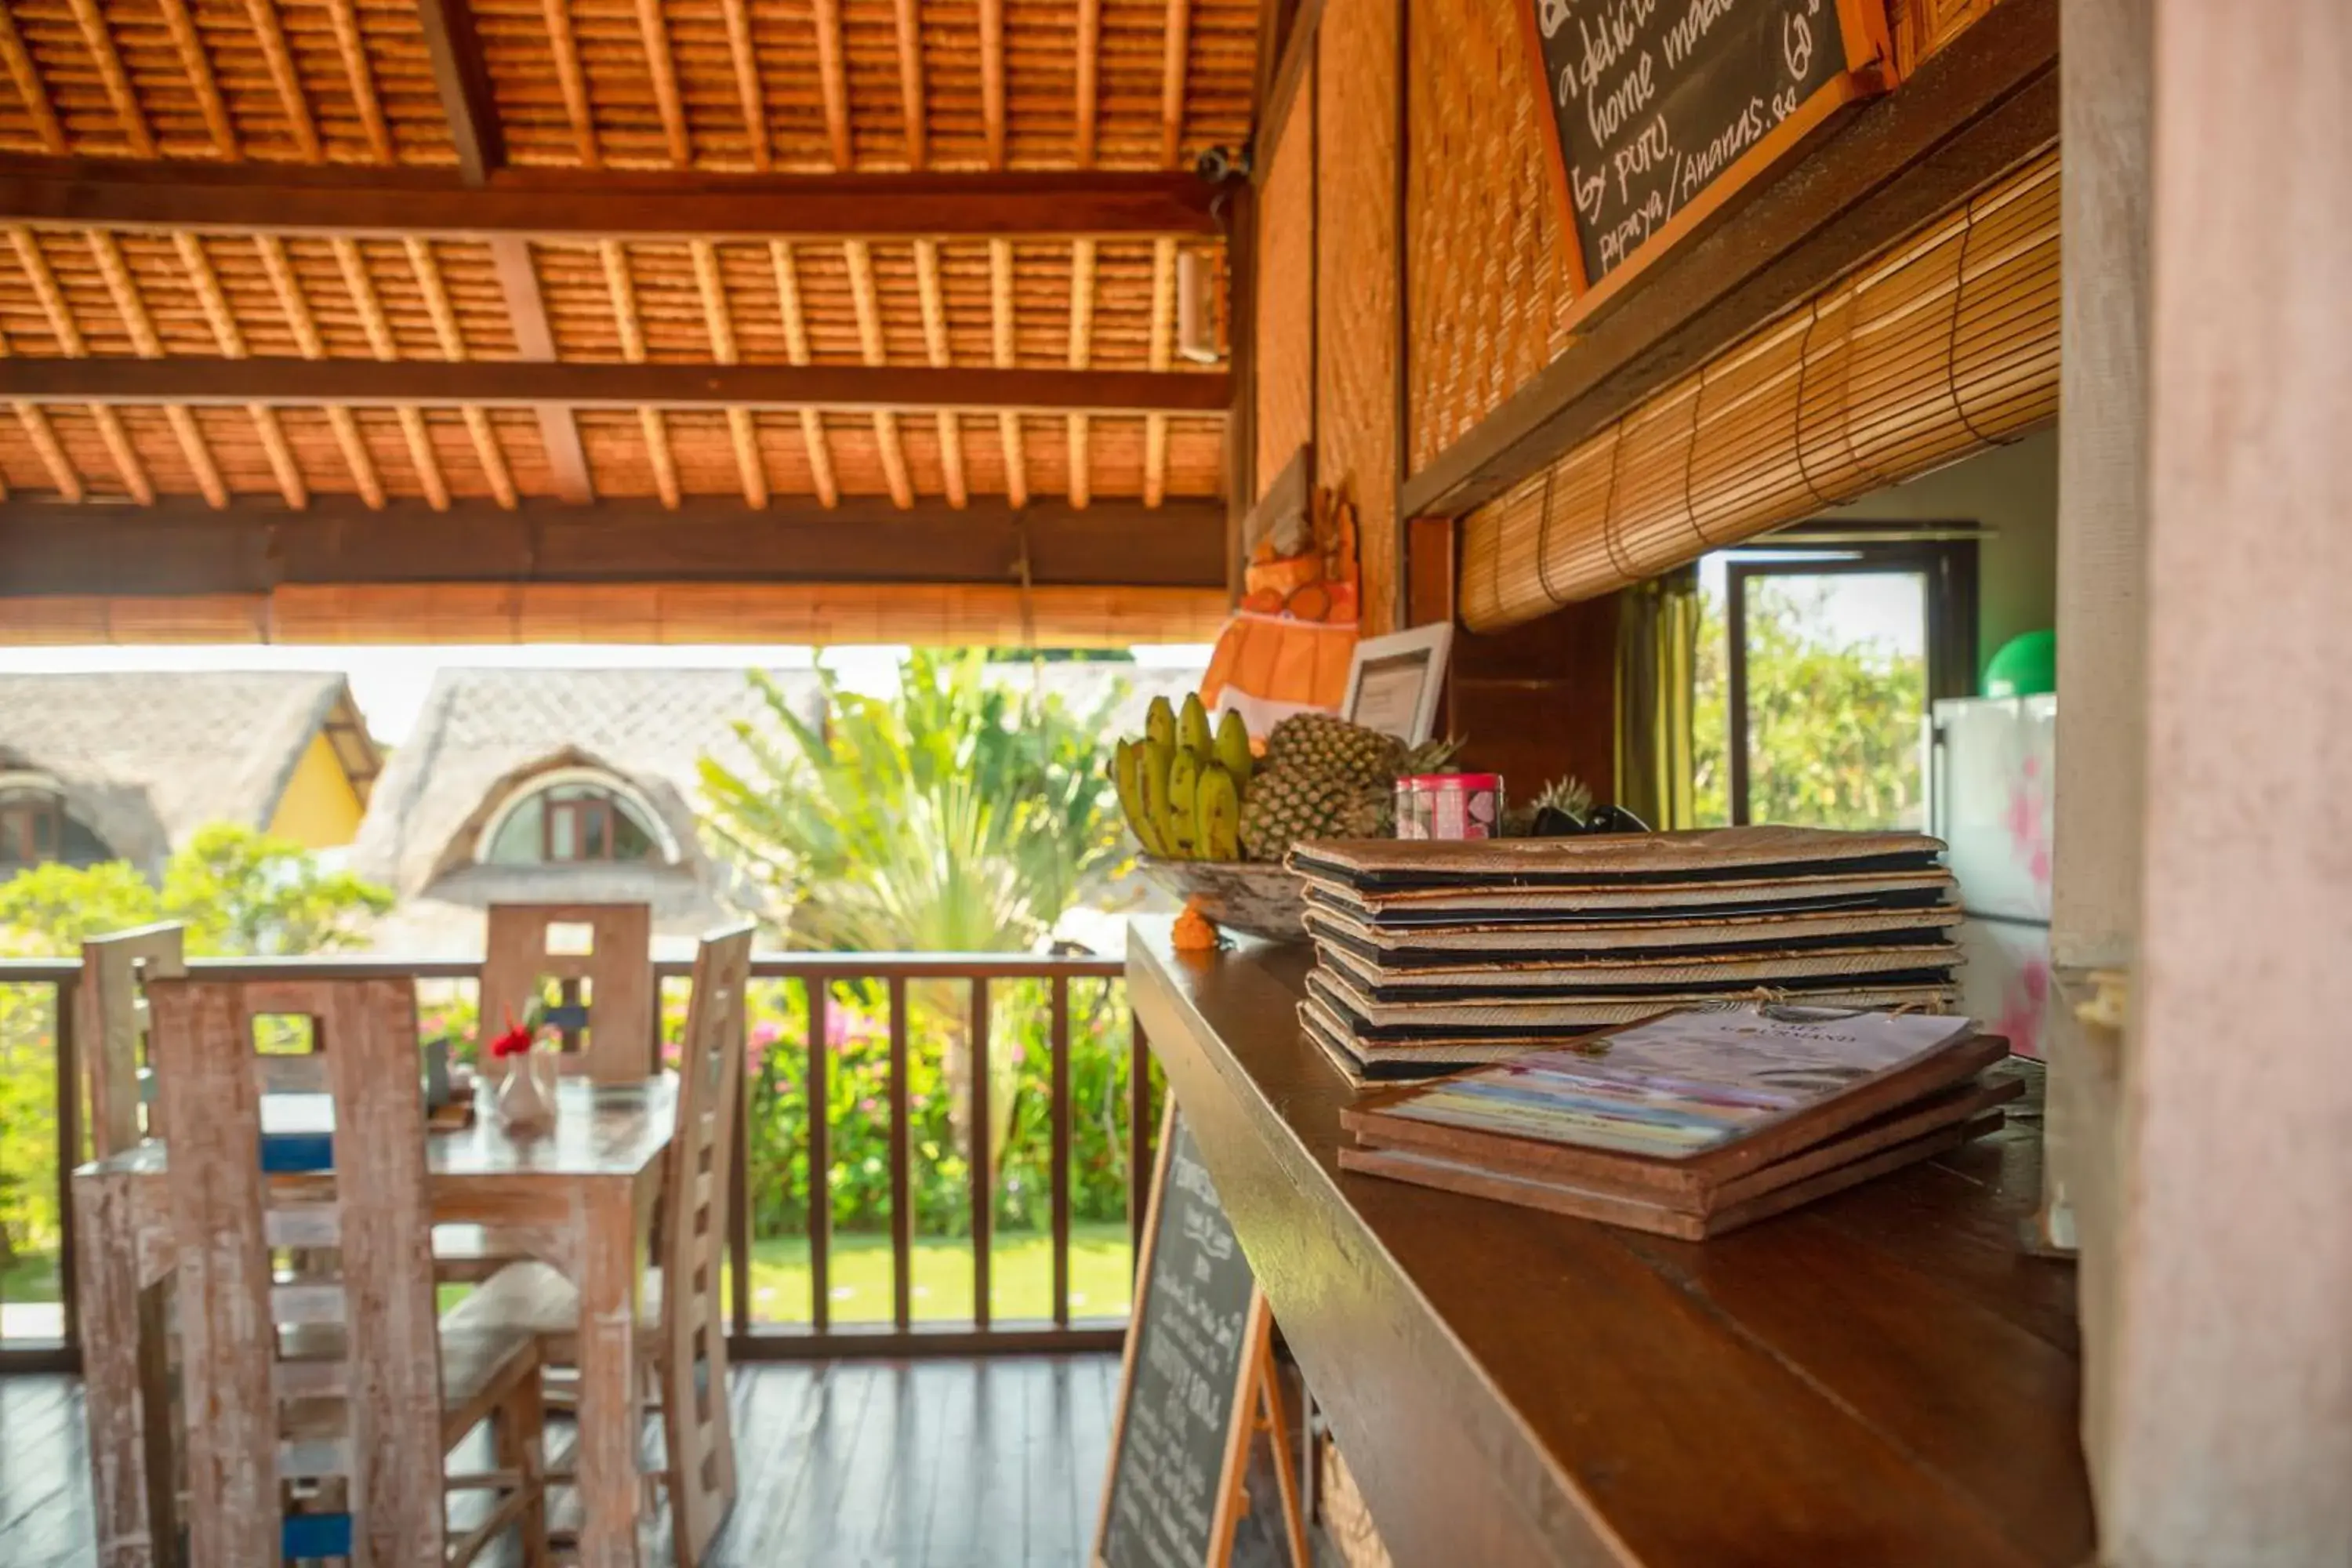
[1394,773,1504,840]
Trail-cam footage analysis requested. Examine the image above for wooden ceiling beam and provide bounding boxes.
[417,0,506,183]
[5,358,1232,414]
[0,159,1222,239]
[0,496,1231,594]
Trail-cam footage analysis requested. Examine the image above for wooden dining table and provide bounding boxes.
[72,1074,677,1568]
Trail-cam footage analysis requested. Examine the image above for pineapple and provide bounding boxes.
[1263,713,1404,783]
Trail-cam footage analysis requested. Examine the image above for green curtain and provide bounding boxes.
[1615,565,1699,831]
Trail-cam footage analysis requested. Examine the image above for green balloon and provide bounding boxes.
[1984,629,2056,698]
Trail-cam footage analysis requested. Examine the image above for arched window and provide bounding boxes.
[0,777,108,870]
[477,773,673,866]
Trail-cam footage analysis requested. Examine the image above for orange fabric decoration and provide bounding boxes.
[1200,485,1362,734]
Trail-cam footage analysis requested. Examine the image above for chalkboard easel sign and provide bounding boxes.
[1094,1102,1308,1568]
[1520,0,1896,328]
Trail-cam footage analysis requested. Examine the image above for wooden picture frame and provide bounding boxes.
[1342,624,1454,747]
[1517,0,1898,331]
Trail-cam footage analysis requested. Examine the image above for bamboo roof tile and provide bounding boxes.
[0,0,1243,644]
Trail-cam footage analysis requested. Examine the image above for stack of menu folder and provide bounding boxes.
[1287,827,1962,1088]
[1336,1007,2018,1240]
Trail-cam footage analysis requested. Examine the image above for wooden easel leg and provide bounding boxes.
[1256,1338,1311,1568]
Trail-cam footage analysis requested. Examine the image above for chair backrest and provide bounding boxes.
[478,902,655,1084]
[147,977,444,1568]
[659,923,754,1567]
[76,923,186,1158]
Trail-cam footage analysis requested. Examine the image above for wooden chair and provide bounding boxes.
[445,923,754,1565]
[76,921,185,1157]
[147,975,550,1566]
[478,903,655,1085]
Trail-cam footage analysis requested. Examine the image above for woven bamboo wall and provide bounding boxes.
[1401,0,2017,480]
[1314,0,1399,636]
[1459,150,2058,630]
[1402,0,1574,476]
[1251,45,1315,497]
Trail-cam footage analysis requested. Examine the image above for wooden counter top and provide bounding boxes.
[1127,920,2092,1568]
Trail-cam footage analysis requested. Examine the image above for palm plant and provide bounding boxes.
[698,649,1129,1168]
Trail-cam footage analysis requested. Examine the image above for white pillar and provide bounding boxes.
[2103,2,2352,1560]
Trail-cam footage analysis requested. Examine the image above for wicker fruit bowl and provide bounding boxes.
[1136,857,1310,942]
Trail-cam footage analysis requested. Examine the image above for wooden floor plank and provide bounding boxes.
[4,1356,1120,1568]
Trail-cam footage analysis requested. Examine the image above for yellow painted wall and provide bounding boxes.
[265,730,365,848]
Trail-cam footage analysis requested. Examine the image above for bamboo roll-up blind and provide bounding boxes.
[1460,151,2059,632]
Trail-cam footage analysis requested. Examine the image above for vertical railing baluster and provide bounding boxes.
[888,975,912,1333]
[1130,1007,1152,1265]
[1050,974,1072,1328]
[728,982,752,1339]
[969,977,993,1331]
[56,975,80,1350]
[808,976,830,1335]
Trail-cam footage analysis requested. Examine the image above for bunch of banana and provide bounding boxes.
[1112,693,1256,862]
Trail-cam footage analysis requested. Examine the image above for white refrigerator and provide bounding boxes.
[1928,694,2056,1060]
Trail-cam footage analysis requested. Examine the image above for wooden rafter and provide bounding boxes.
[844,238,913,509]
[257,234,384,507]
[1066,238,1096,508]
[420,0,507,182]
[0,159,1225,239]
[333,236,448,510]
[693,238,768,508]
[0,328,81,500]
[913,238,966,507]
[718,0,768,171]
[544,0,598,168]
[175,232,307,509]
[989,238,1026,506]
[770,241,839,507]
[812,0,853,169]
[3,356,1229,412]
[1160,0,1193,168]
[892,0,927,169]
[156,0,237,158]
[978,0,1007,168]
[601,239,680,510]
[64,0,154,158]
[0,495,1232,594]
[325,0,394,163]
[1076,0,1100,167]
[407,237,517,510]
[9,226,146,502]
[492,239,595,502]
[0,12,65,155]
[239,0,322,161]
[637,0,690,166]
[1145,236,1177,506]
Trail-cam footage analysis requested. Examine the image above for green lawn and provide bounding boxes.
[2,1229,1138,1327]
[740,1221,1137,1325]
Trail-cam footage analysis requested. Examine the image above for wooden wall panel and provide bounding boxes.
[1314,0,1402,637]
[1403,0,1576,475]
[1254,47,1316,496]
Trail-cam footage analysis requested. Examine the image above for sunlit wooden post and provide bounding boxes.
[806,979,830,1334]
[969,978,993,1330]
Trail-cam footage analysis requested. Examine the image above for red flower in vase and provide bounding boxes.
[489,1007,536,1061]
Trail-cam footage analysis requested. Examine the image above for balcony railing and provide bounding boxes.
[0,950,1160,1374]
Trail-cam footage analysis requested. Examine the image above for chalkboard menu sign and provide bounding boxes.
[1095,1109,1268,1568]
[1523,0,1893,317]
